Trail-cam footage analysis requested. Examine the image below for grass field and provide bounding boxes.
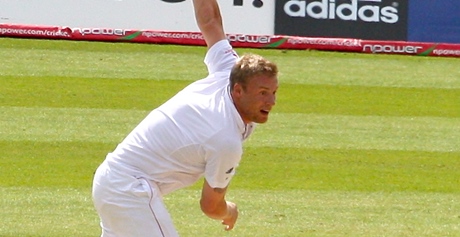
[0,37,459,237]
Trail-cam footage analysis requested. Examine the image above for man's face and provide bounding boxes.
[232,74,278,124]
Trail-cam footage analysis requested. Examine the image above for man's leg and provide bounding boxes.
[93,163,179,237]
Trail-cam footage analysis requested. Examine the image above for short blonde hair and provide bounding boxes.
[230,53,278,90]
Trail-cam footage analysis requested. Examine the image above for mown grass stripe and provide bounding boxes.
[1,107,458,152]
[1,140,459,192]
[1,187,459,237]
[0,47,206,81]
[0,106,147,143]
[2,76,459,117]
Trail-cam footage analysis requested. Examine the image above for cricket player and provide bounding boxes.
[92,0,279,236]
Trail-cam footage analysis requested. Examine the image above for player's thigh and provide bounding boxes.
[99,193,177,237]
[93,169,178,236]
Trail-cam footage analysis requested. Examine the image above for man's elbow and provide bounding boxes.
[197,17,223,34]
[194,0,222,29]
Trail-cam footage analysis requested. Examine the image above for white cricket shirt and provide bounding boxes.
[106,40,255,195]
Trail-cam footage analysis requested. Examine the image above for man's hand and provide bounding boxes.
[222,201,238,231]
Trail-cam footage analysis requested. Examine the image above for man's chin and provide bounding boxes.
[254,116,269,124]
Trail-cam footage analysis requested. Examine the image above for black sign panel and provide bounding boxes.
[275,0,408,41]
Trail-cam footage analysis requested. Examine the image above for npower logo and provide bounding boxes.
[284,0,400,23]
[227,34,272,44]
[72,28,127,36]
[363,44,422,54]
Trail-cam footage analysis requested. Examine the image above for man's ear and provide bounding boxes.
[232,83,243,97]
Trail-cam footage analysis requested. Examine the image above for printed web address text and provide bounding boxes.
[433,49,460,56]
[288,37,362,47]
[142,31,204,40]
[0,27,70,37]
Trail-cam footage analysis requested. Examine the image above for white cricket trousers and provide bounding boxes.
[92,160,179,237]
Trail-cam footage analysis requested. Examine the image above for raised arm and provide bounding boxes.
[192,0,227,48]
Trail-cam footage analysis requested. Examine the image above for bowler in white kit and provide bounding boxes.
[92,0,279,236]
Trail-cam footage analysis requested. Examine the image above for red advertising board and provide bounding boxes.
[1,23,459,57]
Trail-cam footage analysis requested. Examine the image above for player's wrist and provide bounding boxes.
[223,201,236,219]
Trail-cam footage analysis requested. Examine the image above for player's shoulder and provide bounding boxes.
[208,39,234,53]
[205,40,237,61]
[204,40,238,75]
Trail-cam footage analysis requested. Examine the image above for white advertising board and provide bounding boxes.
[0,0,274,34]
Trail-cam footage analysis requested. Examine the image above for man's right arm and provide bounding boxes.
[200,179,238,231]
[192,0,227,49]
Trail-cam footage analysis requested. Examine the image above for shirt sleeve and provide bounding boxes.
[204,39,238,75]
[204,134,242,189]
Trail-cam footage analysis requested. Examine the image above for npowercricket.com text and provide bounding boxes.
[0,27,71,37]
[432,49,460,56]
[142,32,204,40]
[288,38,361,47]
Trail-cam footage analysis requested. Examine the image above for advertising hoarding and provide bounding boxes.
[274,0,409,40]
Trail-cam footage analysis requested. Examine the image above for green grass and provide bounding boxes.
[0,37,459,236]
